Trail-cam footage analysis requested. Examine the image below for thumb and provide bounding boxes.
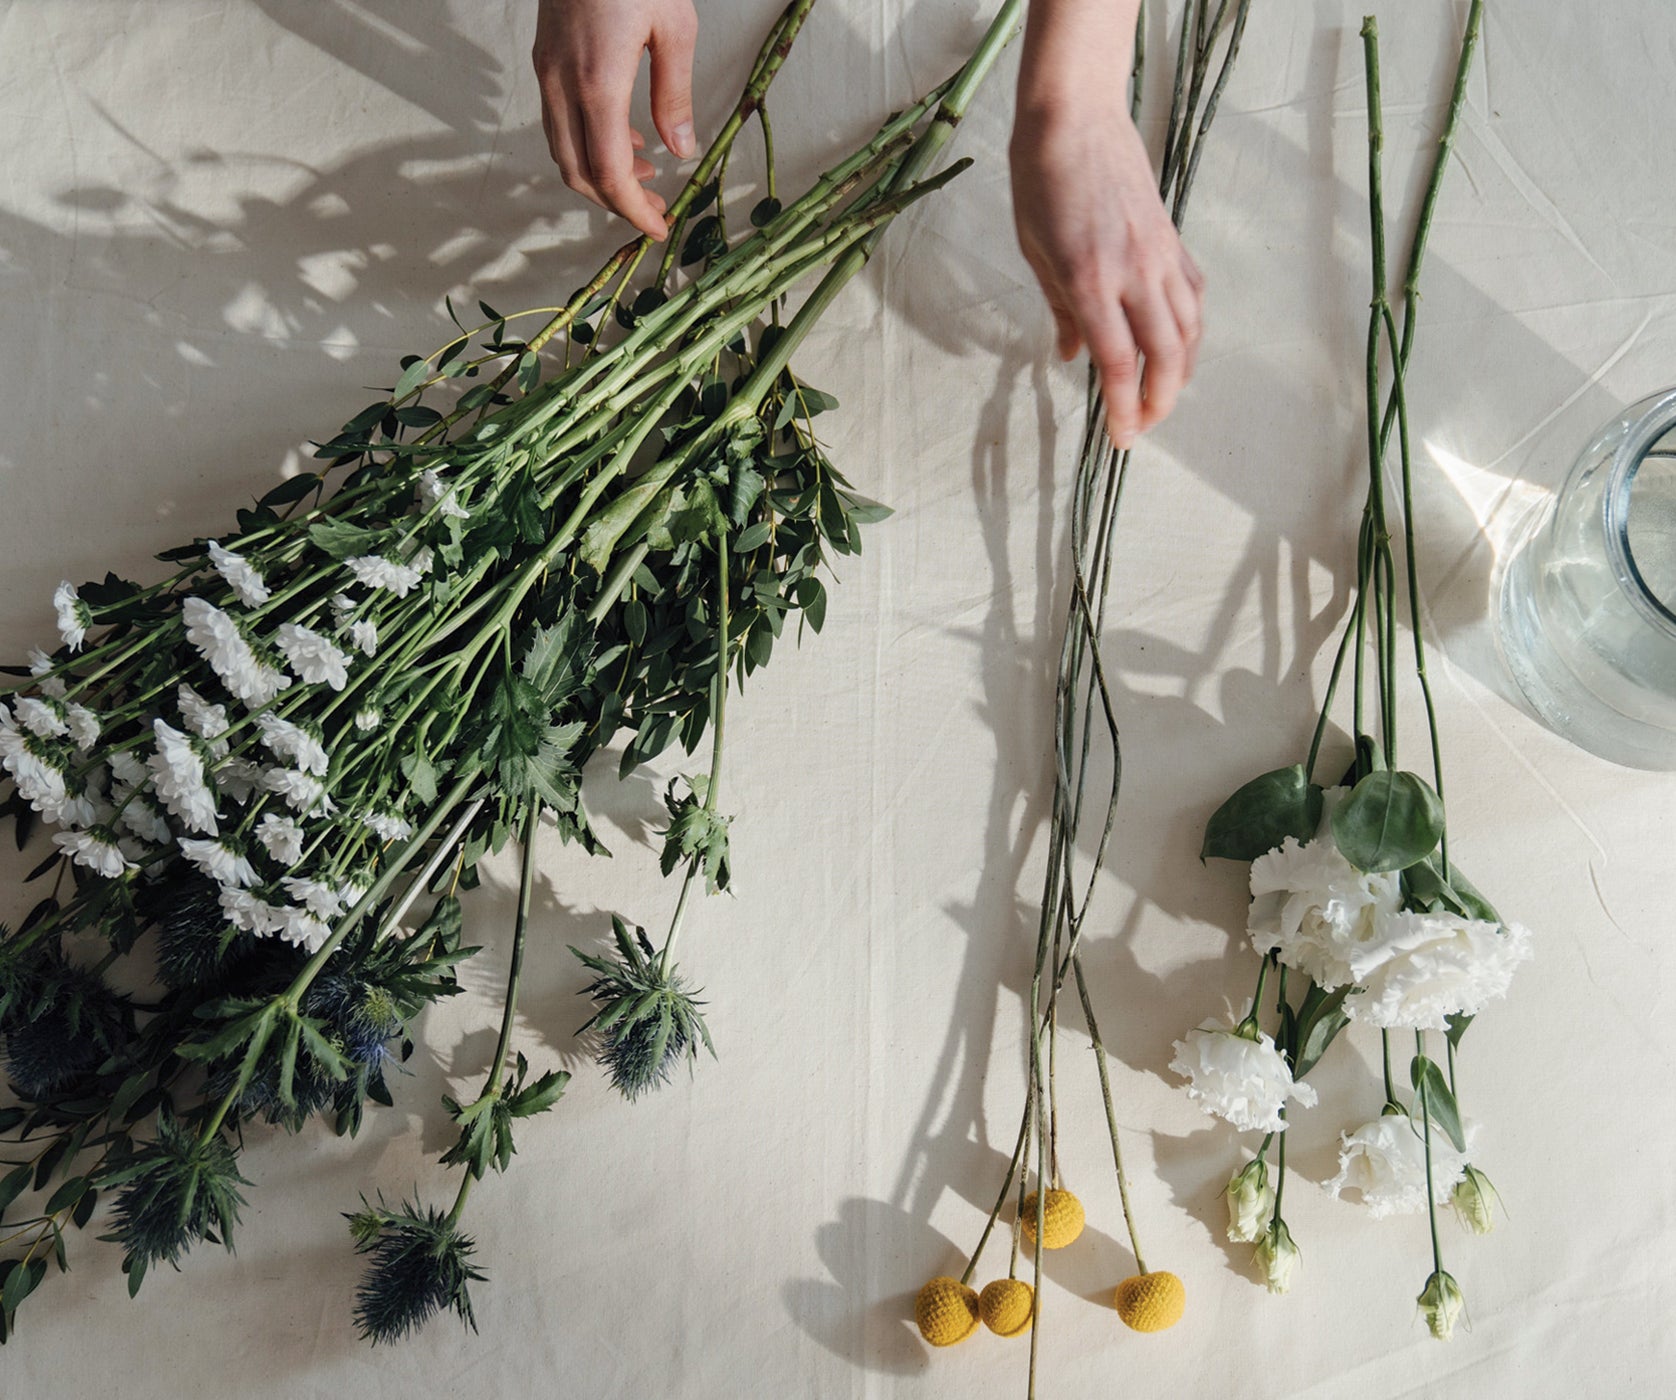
[649,5,698,159]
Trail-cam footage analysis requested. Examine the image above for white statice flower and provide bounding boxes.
[116,793,172,847]
[147,719,219,835]
[1170,1013,1318,1133]
[54,581,89,651]
[274,622,352,690]
[213,757,264,805]
[256,812,305,866]
[345,547,431,598]
[280,874,344,920]
[346,618,378,657]
[207,539,271,606]
[1248,828,1403,989]
[53,826,135,878]
[353,707,382,733]
[176,684,228,739]
[255,713,329,776]
[64,703,100,752]
[419,468,470,519]
[360,809,414,843]
[13,696,69,740]
[1348,914,1533,1031]
[109,749,148,788]
[182,597,292,706]
[262,765,333,816]
[1327,1112,1474,1218]
[177,836,258,888]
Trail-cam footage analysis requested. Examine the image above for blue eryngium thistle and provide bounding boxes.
[102,1113,249,1285]
[572,918,714,1101]
[347,1198,485,1344]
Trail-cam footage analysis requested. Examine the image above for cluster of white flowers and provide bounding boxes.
[207,540,271,607]
[419,468,470,519]
[345,547,433,598]
[1245,789,1531,1030]
[1169,1012,1318,1133]
[182,597,292,706]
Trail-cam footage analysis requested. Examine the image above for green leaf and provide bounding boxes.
[399,751,440,807]
[794,576,826,633]
[1290,982,1352,1079]
[1201,764,1323,862]
[509,1069,570,1118]
[1410,1055,1468,1152]
[517,351,540,394]
[734,521,772,553]
[680,215,723,266]
[393,358,429,401]
[258,473,321,507]
[308,519,383,560]
[750,196,782,228]
[0,1164,32,1215]
[42,1176,87,1217]
[625,598,649,647]
[1,1258,45,1313]
[1330,769,1445,873]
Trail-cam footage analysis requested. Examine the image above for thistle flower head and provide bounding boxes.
[346,1197,485,1345]
[140,872,251,989]
[103,1115,250,1276]
[573,918,713,1101]
[1,951,129,1099]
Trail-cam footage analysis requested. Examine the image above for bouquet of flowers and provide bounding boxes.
[1176,0,1525,1338]
[0,0,1023,1344]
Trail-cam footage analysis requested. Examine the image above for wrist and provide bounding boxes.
[1017,0,1140,119]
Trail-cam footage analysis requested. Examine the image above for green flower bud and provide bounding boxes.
[1254,1217,1300,1295]
[1417,1269,1466,1340]
[1451,1164,1498,1236]
[1225,1156,1275,1244]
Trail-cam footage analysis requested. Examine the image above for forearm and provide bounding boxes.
[1018,0,1141,118]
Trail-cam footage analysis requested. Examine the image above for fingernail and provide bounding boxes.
[673,122,696,158]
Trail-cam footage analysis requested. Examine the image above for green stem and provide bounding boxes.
[1073,956,1148,1273]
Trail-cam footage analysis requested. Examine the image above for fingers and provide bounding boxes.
[1126,285,1187,433]
[1083,307,1143,451]
[580,82,669,241]
[1164,261,1203,382]
[649,2,698,159]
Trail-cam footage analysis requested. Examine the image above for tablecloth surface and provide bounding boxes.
[2,2,1671,1396]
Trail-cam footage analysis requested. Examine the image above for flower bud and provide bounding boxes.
[1225,1157,1275,1244]
[1451,1165,1498,1236]
[1254,1218,1300,1295]
[1416,1269,1465,1340]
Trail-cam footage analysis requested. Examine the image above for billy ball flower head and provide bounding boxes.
[1170,1012,1317,1134]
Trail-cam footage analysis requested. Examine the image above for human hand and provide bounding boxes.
[1010,0,1203,449]
[532,0,700,241]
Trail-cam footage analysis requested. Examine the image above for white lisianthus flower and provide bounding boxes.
[207,539,271,606]
[256,713,330,776]
[147,719,220,835]
[1326,1112,1474,1218]
[1170,1013,1317,1133]
[262,765,333,815]
[419,468,470,519]
[353,707,382,733]
[1417,1269,1466,1341]
[177,836,258,888]
[176,684,228,740]
[64,703,101,752]
[1254,1218,1300,1295]
[274,623,352,690]
[116,794,172,847]
[345,550,430,597]
[13,696,69,740]
[1248,825,1403,989]
[1348,914,1533,1031]
[360,809,414,843]
[182,597,292,706]
[280,874,345,920]
[256,812,305,866]
[1225,1157,1275,1245]
[53,826,135,878]
[53,581,89,651]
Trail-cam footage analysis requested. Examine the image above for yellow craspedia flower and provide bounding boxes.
[1018,1189,1084,1250]
[1114,1271,1186,1333]
[915,1276,980,1347]
[978,1278,1034,1337]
